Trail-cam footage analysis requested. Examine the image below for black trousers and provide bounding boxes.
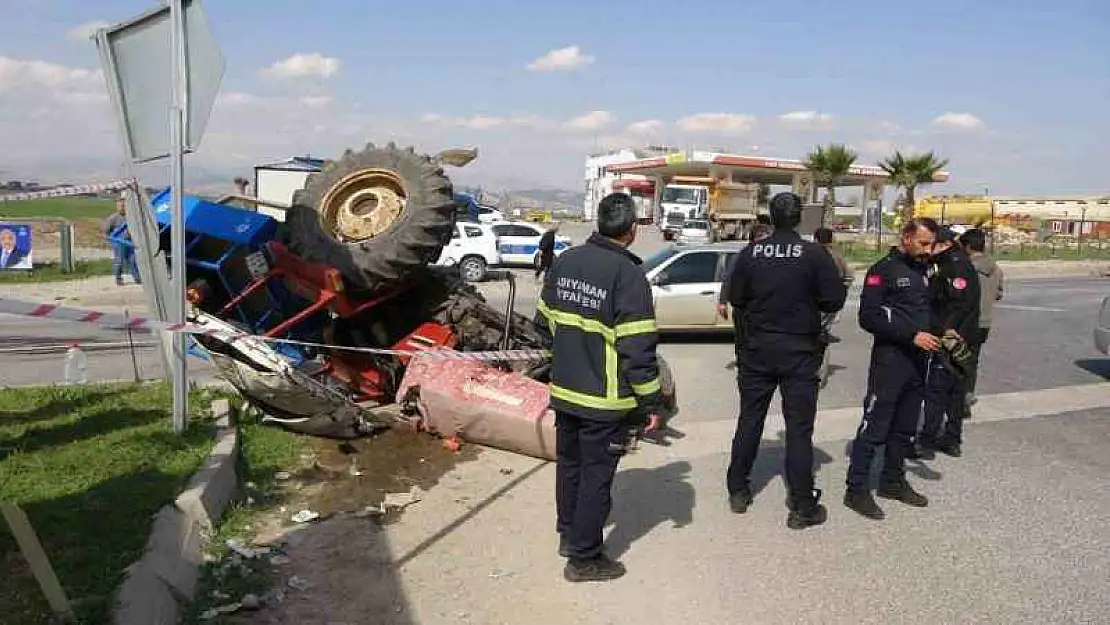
[921,354,966,445]
[535,251,554,278]
[726,343,822,506]
[846,347,924,491]
[555,411,627,560]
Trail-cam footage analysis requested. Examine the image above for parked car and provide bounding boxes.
[641,243,745,332]
[476,205,505,224]
[488,221,571,268]
[1095,294,1110,354]
[433,222,501,282]
[678,219,711,245]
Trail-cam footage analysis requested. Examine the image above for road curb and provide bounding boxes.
[112,399,242,625]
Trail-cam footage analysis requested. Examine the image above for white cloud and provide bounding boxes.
[66,21,110,42]
[778,110,835,130]
[527,45,595,72]
[676,112,756,135]
[0,56,102,91]
[931,112,984,131]
[563,110,614,132]
[261,53,340,80]
[421,113,547,131]
[626,119,664,134]
[299,95,333,109]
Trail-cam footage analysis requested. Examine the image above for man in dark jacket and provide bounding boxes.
[844,218,941,520]
[918,226,980,458]
[536,226,558,279]
[534,192,662,583]
[725,193,847,529]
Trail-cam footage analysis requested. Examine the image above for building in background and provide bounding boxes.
[915,194,1110,236]
[253,156,326,220]
[583,146,676,221]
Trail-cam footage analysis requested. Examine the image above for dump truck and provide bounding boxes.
[108,142,677,460]
[660,176,760,242]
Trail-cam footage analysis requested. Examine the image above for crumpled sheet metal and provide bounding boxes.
[201,342,375,439]
[396,354,558,460]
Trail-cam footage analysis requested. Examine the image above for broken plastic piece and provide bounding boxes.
[291,509,320,524]
[287,575,313,591]
[382,487,423,511]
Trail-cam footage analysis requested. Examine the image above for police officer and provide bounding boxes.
[717,223,773,368]
[535,192,663,582]
[725,192,847,529]
[918,226,981,458]
[844,218,941,520]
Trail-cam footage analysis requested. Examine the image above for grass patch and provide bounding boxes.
[0,381,224,625]
[0,260,114,284]
[0,198,115,221]
[183,406,308,624]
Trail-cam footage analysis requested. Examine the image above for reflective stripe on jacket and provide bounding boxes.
[534,233,662,421]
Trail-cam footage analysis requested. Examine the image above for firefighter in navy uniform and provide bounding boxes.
[843,218,942,520]
[917,226,981,458]
[534,192,663,583]
[725,192,847,529]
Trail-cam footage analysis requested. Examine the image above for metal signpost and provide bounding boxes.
[93,0,225,433]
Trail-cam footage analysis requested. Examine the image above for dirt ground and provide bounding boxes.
[222,425,540,625]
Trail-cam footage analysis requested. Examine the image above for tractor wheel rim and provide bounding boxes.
[319,168,407,242]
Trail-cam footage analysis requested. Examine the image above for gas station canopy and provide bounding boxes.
[606,150,949,187]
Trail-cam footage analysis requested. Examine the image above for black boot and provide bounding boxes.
[564,554,626,582]
[877,482,928,507]
[729,485,753,514]
[906,445,935,460]
[932,438,962,457]
[786,489,828,530]
[843,489,885,520]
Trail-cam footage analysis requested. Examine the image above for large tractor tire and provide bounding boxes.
[284,142,456,291]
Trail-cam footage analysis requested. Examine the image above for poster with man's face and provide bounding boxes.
[0,223,33,270]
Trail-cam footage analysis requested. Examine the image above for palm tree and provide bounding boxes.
[803,143,858,226]
[879,151,949,222]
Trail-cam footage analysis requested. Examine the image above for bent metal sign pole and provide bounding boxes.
[92,0,225,434]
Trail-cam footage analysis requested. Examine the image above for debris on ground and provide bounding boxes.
[382,486,423,511]
[291,509,321,523]
[287,575,313,592]
[226,538,270,559]
[200,603,242,620]
[275,471,292,481]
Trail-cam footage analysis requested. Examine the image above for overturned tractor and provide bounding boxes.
[119,142,675,460]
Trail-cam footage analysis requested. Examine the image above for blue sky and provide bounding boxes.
[1,0,1107,195]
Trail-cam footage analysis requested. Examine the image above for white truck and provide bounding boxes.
[659,184,705,240]
[660,178,760,242]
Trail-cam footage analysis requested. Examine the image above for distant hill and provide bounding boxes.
[457,185,585,214]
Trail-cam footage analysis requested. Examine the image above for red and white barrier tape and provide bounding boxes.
[0,179,137,204]
[0,296,550,362]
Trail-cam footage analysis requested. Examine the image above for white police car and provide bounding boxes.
[489,221,571,269]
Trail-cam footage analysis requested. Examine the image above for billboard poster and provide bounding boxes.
[0,223,33,270]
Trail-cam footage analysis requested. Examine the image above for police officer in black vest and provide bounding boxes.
[725,192,847,529]
[918,226,980,458]
[844,218,941,520]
